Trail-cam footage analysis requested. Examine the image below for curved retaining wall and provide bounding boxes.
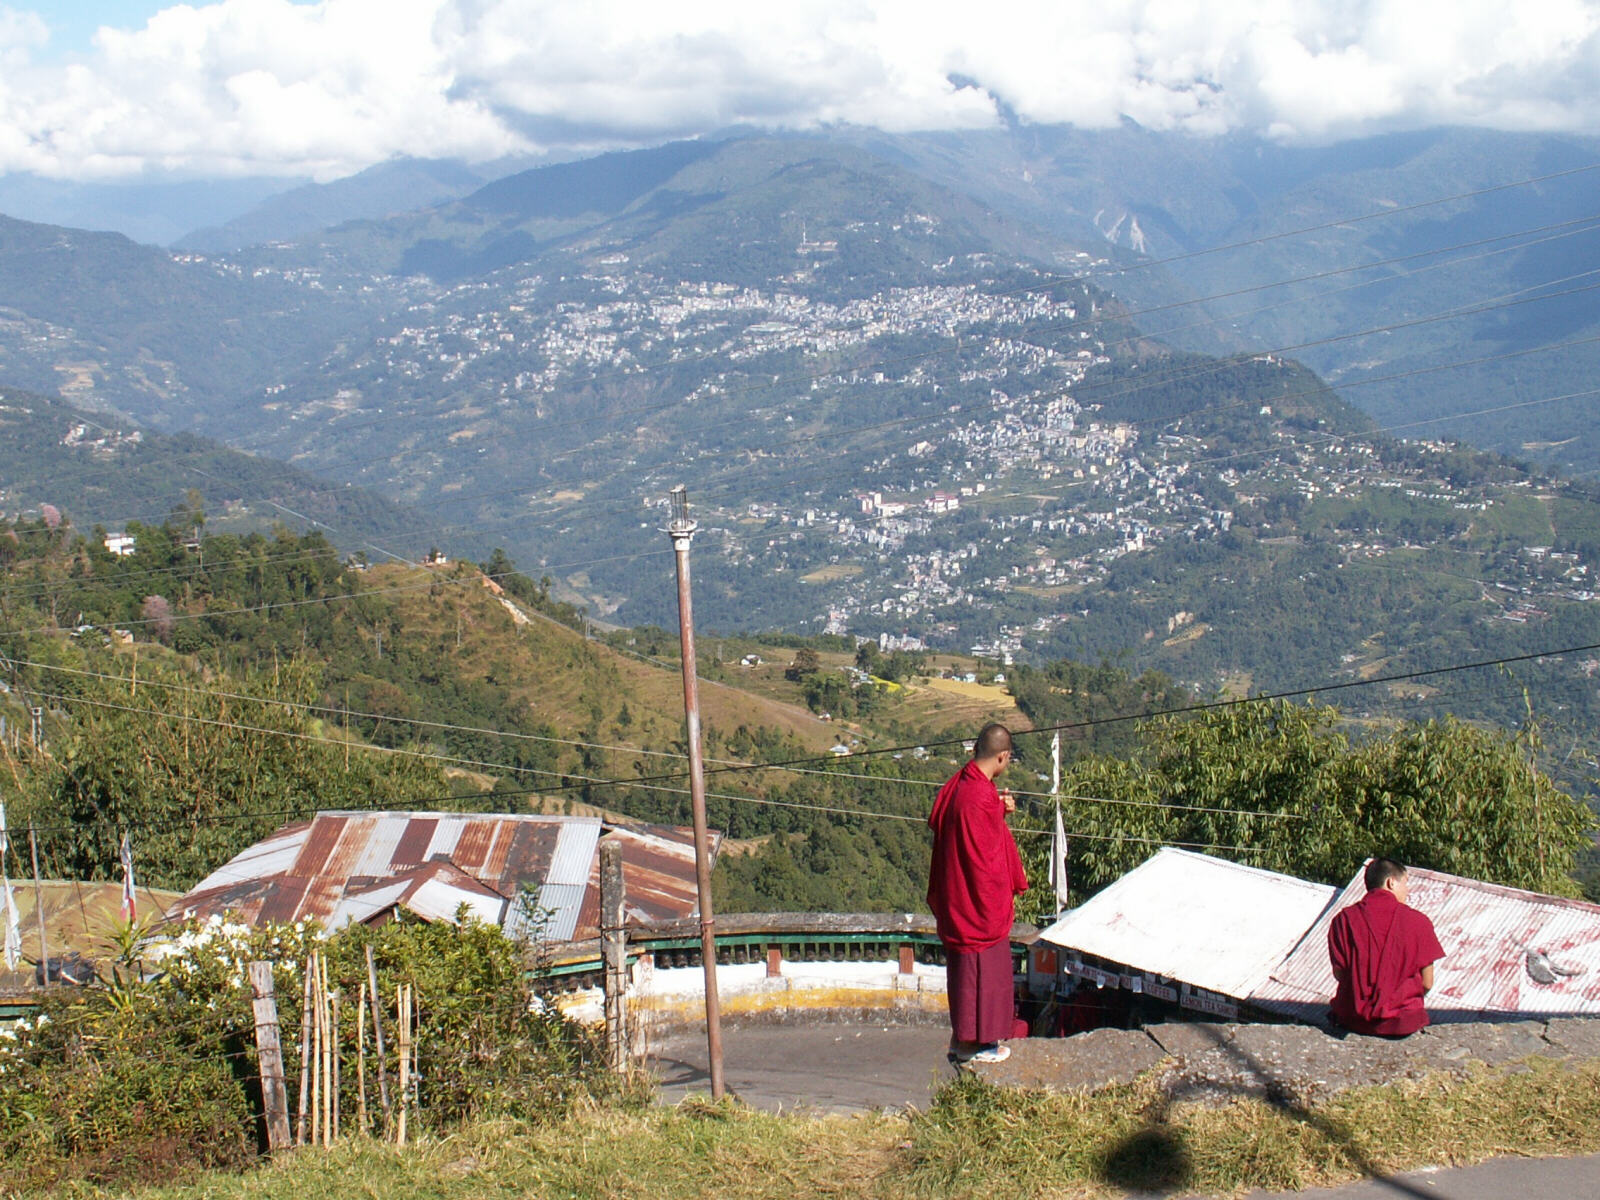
[971,1016,1600,1104]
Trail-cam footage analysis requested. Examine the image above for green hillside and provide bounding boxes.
[0,387,456,560]
[0,216,384,428]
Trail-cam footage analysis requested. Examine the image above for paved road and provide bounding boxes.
[1244,1152,1600,1200]
[649,1021,953,1112]
[650,1023,1600,1197]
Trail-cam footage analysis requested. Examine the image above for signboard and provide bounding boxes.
[1140,976,1178,1003]
[1179,990,1239,1020]
[1063,960,1121,988]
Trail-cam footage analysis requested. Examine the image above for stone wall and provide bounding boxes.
[973,1017,1600,1105]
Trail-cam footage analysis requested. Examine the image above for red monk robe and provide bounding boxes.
[927,760,1028,951]
[927,759,1029,1047]
[1328,887,1444,1036]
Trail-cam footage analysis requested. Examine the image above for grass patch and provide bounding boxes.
[800,564,864,584]
[52,1060,1600,1200]
[903,1061,1600,1198]
[119,1101,905,1200]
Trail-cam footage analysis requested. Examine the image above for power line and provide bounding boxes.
[12,655,1324,823]
[527,636,1600,793]
[27,626,1596,809]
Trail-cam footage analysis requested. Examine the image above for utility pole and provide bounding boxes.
[664,485,725,1100]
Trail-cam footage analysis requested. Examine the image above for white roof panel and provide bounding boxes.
[1039,848,1338,999]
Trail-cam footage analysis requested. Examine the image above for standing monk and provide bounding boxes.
[928,722,1028,1065]
[1328,857,1445,1037]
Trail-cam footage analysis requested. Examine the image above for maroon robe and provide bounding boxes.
[1328,888,1445,1036]
[928,760,1029,1045]
[927,760,1028,952]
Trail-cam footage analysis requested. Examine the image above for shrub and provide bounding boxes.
[0,912,611,1192]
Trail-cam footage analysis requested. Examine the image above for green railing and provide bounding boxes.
[532,912,1036,989]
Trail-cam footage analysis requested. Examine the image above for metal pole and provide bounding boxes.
[664,486,725,1100]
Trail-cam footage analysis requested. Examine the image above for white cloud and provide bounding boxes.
[5,0,1600,180]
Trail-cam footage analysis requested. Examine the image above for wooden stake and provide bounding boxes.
[357,980,369,1135]
[310,952,322,1147]
[319,953,332,1147]
[330,987,341,1142]
[248,962,293,1153]
[296,955,313,1145]
[364,944,392,1129]
[600,838,628,1072]
[410,985,420,1116]
[395,984,410,1148]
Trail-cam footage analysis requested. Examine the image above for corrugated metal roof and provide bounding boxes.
[181,822,309,905]
[166,811,710,941]
[534,821,602,941]
[605,822,713,924]
[1038,849,1339,1000]
[1252,865,1600,1023]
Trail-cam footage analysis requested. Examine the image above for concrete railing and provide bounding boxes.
[536,912,1038,1034]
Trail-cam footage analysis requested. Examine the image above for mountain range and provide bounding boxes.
[3,126,1600,756]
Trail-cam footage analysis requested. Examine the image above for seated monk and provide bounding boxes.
[1328,857,1445,1037]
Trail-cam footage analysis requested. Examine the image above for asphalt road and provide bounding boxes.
[1245,1152,1600,1200]
[649,1020,952,1113]
[649,1022,1600,1198]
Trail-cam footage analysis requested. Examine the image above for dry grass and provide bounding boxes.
[799,564,864,584]
[903,1061,1600,1198]
[63,1058,1600,1200]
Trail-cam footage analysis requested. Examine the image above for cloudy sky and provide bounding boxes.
[5,0,1600,181]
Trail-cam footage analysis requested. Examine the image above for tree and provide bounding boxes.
[785,647,821,681]
[140,594,175,644]
[15,655,444,890]
[1056,700,1596,899]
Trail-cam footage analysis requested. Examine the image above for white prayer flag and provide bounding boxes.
[1,875,17,972]
[0,804,18,971]
[1050,801,1070,914]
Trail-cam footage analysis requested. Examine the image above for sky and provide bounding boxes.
[4,0,1600,182]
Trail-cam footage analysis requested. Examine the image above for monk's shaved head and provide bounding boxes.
[1365,857,1407,892]
[974,723,1012,761]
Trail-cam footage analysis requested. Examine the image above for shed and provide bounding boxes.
[1252,865,1600,1024]
[166,811,715,943]
[1035,849,1338,1022]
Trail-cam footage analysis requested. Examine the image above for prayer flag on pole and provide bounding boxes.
[0,804,19,971]
[119,832,137,924]
[1047,732,1068,913]
[1050,801,1070,915]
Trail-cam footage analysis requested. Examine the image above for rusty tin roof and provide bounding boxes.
[166,811,714,941]
[1252,865,1600,1023]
